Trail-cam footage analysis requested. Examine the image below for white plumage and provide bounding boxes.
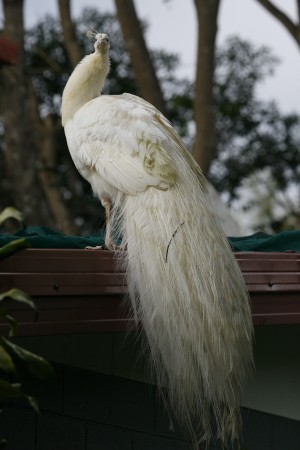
[61,33,253,448]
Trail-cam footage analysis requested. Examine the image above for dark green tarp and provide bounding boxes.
[1,226,300,253]
[229,231,300,253]
[0,226,105,249]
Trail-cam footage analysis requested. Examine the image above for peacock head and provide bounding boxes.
[87,29,110,53]
[94,33,110,53]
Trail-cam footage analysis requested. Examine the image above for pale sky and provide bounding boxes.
[1,0,299,114]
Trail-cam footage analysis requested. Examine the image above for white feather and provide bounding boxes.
[61,35,254,448]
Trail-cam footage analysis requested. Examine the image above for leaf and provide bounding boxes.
[0,345,15,372]
[1,339,54,379]
[4,314,17,337]
[0,378,22,400]
[0,308,17,337]
[0,288,37,312]
[0,238,29,259]
[0,438,7,449]
[26,395,40,414]
[0,207,24,227]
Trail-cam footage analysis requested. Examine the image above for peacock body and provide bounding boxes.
[61,32,253,448]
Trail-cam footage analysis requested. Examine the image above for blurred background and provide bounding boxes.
[0,0,299,235]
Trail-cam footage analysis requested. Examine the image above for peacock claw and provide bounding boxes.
[85,245,105,250]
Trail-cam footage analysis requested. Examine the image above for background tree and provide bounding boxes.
[1,1,299,234]
[0,0,51,226]
[115,0,221,176]
[1,0,79,233]
[254,0,300,49]
[7,7,193,233]
[210,37,300,232]
[58,0,83,66]
[193,0,220,175]
[114,0,168,117]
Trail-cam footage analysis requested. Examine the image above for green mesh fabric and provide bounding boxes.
[1,226,300,253]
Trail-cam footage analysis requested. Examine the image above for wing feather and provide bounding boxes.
[68,94,180,196]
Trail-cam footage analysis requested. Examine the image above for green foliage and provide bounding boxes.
[0,379,22,400]
[209,37,300,231]
[0,215,53,415]
[0,286,54,412]
[0,206,26,237]
[0,239,30,259]
[1,338,53,379]
[15,10,300,232]
[0,288,37,317]
[0,207,25,228]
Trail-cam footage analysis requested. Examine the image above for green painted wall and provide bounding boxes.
[14,324,300,421]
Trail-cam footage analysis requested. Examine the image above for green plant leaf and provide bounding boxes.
[0,438,7,449]
[26,395,40,413]
[0,207,24,227]
[0,344,15,372]
[0,307,17,336]
[0,288,36,312]
[0,379,22,400]
[0,238,29,259]
[1,339,54,379]
[3,314,17,337]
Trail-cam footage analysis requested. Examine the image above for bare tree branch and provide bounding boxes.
[114,0,168,117]
[57,0,83,67]
[297,0,300,22]
[255,0,300,48]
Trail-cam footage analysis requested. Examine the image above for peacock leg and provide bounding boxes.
[85,198,115,250]
[102,198,116,250]
[103,198,127,251]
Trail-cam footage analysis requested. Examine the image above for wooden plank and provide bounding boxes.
[1,272,126,295]
[1,248,300,334]
[0,293,132,335]
[3,271,300,294]
[235,252,299,260]
[243,272,300,285]
[0,256,118,273]
[248,284,300,293]
[237,259,300,272]
[0,249,118,273]
[252,313,300,326]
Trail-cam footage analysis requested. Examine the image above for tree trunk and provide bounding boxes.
[28,81,79,234]
[255,0,300,49]
[38,116,79,234]
[193,0,220,175]
[114,0,168,117]
[1,0,52,225]
[58,0,83,67]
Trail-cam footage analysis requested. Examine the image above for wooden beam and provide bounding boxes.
[1,249,300,335]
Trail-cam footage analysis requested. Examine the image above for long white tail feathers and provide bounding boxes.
[111,163,253,448]
[61,28,252,448]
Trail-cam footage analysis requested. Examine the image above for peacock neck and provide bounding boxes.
[61,50,110,126]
